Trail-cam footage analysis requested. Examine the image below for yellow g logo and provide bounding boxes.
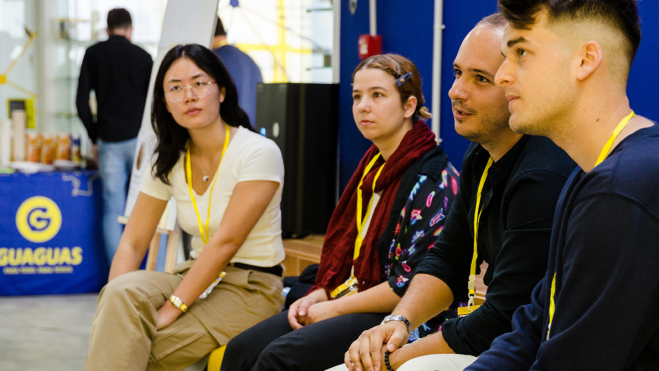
[16,196,62,243]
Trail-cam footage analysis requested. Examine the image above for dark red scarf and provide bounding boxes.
[311,121,437,296]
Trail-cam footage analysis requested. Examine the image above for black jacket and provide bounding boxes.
[417,135,576,355]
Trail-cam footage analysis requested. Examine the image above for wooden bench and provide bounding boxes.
[282,235,324,276]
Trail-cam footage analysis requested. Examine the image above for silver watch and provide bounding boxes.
[381,315,411,335]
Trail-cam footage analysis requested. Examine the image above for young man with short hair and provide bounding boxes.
[466,1,659,370]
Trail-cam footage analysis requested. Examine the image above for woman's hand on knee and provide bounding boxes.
[156,301,183,330]
[288,296,316,329]
[287,289,327,329]
[302,300,340,326]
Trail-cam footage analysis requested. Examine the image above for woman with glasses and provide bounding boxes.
[220,54,460,371]
[84,44,285,371]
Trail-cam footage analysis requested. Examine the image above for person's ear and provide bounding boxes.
[163,97,171,113]
[106,28,110,37]
[575,41,603,81]
[403,95,417,119]
[219,86,226,103]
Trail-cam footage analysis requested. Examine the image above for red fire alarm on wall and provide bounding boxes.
[358,34,382,60]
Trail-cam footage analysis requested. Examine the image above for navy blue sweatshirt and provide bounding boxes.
[468,124,659,371]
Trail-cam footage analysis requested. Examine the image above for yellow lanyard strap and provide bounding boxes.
[595,111,636,167]
[467,157,493,311]
[185,125,231,245]
[547,110,635,339]
[351,153,384,275]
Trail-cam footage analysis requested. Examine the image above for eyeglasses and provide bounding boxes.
[165,81,216,102]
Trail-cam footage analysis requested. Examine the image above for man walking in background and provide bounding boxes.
[213,17,263,127]
[76,8,153,265]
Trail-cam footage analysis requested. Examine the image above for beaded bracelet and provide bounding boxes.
[384,351,395,371]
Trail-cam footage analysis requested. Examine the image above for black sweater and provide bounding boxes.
[416,135,576,355]
[468,124,659,371]
[76,35,153,143]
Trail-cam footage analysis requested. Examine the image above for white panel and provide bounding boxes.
[432,0,444,142]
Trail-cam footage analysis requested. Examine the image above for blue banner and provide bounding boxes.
[0,171,108,295]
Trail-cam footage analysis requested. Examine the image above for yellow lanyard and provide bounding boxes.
[466,157,493,312]
[546,110,636,340]
[185,125,231,245]
[351,153,385,276]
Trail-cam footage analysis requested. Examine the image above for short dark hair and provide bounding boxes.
[151,44,253,184]
[215,17,226,37]
[498,0,641,65]
[107,8,132,31]
[476,13,508,29]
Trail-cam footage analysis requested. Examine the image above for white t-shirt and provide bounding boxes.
[140,126,285,267]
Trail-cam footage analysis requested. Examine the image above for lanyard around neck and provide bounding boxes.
[185,124,231,245]
[594,111,636,167]
[466,156,493,312]
[546,110,635,339]
[352,153,385,274]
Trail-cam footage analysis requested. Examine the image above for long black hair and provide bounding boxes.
[151,43,254,184]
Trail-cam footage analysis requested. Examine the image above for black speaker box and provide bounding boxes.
[255,83,339,238]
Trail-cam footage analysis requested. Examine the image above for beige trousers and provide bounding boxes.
[84,261,284,371]
[327,354,477,371]
[396,354,477,371]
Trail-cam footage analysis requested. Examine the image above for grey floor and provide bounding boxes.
[0,292,210,371]
[0,248,209,371]
[0,294,98,371]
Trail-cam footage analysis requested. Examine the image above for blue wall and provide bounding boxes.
[629,1,659,122]
[337,0,659,191]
